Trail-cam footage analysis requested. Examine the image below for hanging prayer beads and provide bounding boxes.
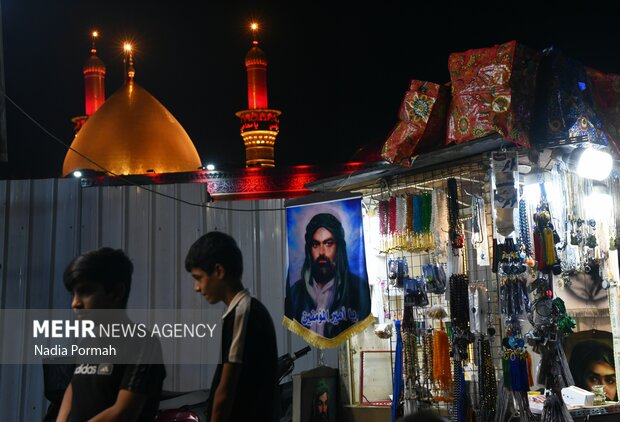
[518,199,532,257]
[449,274,470,332]
[447,178,464,250]
[402,331,417,389]
[451,358,466,422]
[477,337,497,422]
[422,331,434,384]
[379,200,389,236]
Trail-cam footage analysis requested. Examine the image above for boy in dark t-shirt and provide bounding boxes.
[67,359,164,421]
[185,231,278,422]
[56,247,166,422]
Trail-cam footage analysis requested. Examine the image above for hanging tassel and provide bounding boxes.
[537,342,575,390]
[533,230,545,270]
[509,352,522,392]
[544,227,557,266]
[557,342,575,387]
[541,393,574,422]
[495,378,511,422]
[433,329,452,391]
[389,197,397,234]
[379,200,389,236]
[401,197,409,241]
[392,320,404,422]
[519,352,530,392]
[432,189,449,255]
[525,350,534,387]
[413,195,422,234]
[502,353,512,389]
[516,391,535,421]
[405,194,413,233]
[421,193,432,233]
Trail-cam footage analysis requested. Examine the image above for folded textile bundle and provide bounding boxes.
[381,80,449,166]
[447,40,540,147]
[532,48,609,147]
[586,66,620,155]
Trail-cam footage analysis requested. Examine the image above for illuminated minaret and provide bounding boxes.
[235,22,281,167]
[72,31,106,133]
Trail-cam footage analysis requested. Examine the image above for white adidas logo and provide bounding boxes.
[74,364,98,375]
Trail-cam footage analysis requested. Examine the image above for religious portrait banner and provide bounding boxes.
[283,195,373,348]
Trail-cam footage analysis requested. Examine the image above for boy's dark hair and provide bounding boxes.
[185,231,243,280]
[63,247,134,308]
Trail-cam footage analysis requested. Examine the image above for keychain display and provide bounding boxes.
[404,277,429,307]
[423,262,447,294]
[374,166,497,417]
[388,257,409,287]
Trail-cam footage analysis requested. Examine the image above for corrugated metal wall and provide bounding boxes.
[0,178,337,421]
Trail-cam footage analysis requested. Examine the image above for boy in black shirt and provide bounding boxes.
[185,231,278,422]
[56,247,166,421]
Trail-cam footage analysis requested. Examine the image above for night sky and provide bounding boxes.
[2,2,620,179]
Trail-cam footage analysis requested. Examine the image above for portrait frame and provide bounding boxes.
[564,330,618,402]
[282,192,374,348]
[292,366,340,422]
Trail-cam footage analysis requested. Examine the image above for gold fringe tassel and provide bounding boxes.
[281,314,375,349]
[543,227,556,266]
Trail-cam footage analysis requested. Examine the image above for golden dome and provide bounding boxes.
[63,81,201,176]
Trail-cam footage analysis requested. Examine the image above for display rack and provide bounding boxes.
[355,156,502,419]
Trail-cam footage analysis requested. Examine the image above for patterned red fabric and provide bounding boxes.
[381,80,449,166]
[586,67,620,157]
[447,40,539,147]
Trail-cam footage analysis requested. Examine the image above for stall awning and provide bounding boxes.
[305,134,511,192]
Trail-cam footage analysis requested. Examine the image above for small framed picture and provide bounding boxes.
[564,330,617,402]
[293,366,340,422]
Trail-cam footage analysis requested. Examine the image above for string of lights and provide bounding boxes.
[1,91,285,212]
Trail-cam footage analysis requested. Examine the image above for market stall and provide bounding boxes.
[300,40,620,422]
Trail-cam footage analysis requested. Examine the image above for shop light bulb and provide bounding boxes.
[522,183,541,204]
[577,148,612,181]
[73,171,82,178]
[522,182,554,205]
[585,192,613,221]
[521,167,555,205]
